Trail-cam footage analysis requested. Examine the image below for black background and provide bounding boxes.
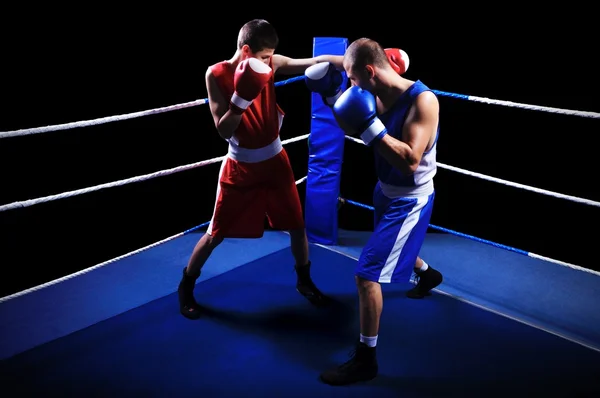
[1,8,598,297]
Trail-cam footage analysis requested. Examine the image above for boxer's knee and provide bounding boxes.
[355,275,380,296]
[203,232,224,249]
[355,275,377,287]
[289,228,307,242]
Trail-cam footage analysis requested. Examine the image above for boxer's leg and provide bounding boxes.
[405,191,443,298]
[178,158,266,320]
[266,150,329,306]
[320,188,435,385]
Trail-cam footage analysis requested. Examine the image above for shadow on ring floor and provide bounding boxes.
[1,228,599,396]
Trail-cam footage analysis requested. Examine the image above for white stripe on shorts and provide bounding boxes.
[378,195,429,283]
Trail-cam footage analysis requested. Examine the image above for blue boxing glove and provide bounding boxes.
[333,86,388,146]
[304,62,344,106]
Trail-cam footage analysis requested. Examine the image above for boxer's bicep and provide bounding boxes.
[205,67,228,128]
[375,91,439,175]
[403,91,439,162]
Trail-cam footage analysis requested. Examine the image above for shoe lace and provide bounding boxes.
[413,273,421,287]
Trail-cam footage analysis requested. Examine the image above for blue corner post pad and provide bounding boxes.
[304,37,348,245]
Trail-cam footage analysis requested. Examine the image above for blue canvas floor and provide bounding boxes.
[1,228,599,397]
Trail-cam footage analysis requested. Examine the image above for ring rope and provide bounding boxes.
[0,76,303,140]
[0,134,309,213]
[1,131,597,213]
[340,198,600,277]
[1,76,597,140]
[0,175,306,304]
[344,135,600,208]
[0,99,207,140]
[431,90,600,119]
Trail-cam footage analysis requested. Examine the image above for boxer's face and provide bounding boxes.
[242,45,274,65]
[345,61,376,94]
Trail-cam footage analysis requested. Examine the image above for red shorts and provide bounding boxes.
[206,148,304,239]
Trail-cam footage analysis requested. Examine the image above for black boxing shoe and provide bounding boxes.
[406,266,443,299]
[320,342,378,386]
[295,261,330,307]
[178,267,201,319]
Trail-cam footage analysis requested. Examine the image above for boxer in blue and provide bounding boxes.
[306,37,444,385]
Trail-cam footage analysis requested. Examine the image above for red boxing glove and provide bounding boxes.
[384,48,410,75]
[230,58,273,114]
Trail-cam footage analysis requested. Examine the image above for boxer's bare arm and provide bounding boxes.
[205,67,242,140]
[272,54,344,75]
[373,91,439,175]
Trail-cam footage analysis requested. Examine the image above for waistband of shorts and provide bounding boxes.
[378,179,434,198]
[227,136,282,163]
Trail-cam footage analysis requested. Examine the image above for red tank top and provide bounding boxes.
[210,58,284,149]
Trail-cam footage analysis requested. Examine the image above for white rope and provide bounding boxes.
[0,76,301,140]
[0,230,192,303]
[465,94,600,119]
[526,252,600,276]
[343,135,600,208]
[436,162,600,207]
[0,134,309,213]
[0,176,308,303]
[0,99,208,139]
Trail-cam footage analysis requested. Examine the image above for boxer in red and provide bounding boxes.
[177,19,345,319]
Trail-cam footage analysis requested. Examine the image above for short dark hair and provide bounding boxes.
[237,19,279,52]
[345,38,389,72]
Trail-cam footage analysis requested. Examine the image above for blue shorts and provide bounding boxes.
[356,183,435,284]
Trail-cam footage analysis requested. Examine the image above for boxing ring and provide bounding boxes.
[1,38,600,397]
